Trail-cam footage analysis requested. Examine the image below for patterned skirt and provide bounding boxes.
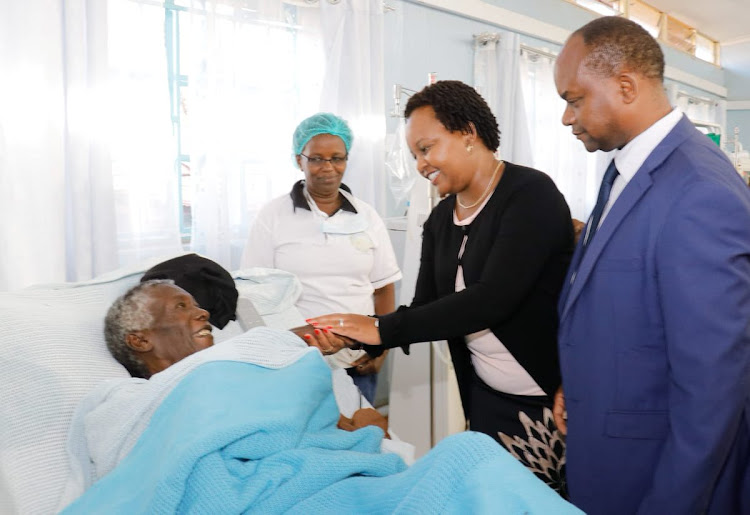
[469,374,568,497]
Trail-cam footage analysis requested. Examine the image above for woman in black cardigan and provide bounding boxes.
[309,81,574,494]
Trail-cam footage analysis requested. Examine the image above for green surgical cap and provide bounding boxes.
[292,112,353,155]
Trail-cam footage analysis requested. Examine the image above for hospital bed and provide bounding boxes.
[0,255,581,514]
[0,256,405,513]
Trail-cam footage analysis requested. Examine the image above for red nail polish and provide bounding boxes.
[314,329,320,334]
[326,325,333,329]
[305,319,311,323]
[323,328,329,333]
[304,334,311,339]
[310,321,319,326]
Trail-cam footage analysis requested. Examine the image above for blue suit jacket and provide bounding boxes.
[558,115,750,515]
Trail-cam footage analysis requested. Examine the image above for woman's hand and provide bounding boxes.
[349,349,389,375]
[289,324,352,355]
[552,386,567,435]
[306,313,382,345]
[572,218,585,245]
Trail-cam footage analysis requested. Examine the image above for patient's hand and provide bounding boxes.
[289,324,354,355]
[337,408,389,438]
[350,350,389,376]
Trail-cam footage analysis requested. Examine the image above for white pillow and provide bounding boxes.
[0,270,139,515]
[0,260,305,515]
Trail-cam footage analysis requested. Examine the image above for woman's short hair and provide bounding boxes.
[104,279,174,378]
[292,112,353,156]
[404,80,501,152]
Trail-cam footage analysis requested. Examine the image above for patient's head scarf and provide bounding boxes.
[292,112,353,156]
[141,254,238,329]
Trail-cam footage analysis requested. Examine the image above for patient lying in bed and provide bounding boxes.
[57,281,583,514]
[105,279,387,431]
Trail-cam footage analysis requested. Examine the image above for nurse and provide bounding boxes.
[241,113,401,403]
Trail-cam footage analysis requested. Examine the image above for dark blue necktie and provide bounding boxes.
[583,160,619,250]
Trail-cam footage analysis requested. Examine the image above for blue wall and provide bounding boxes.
[382,0,741,214]
[384,0,733,135]
[723,41,750,151]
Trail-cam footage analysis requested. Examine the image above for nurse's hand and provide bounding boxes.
[350,350,389,375]
[289,324,352,355]
[306,314,382,345]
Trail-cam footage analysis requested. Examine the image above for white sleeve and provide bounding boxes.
[367,210,402,289]
[241,208,275,269]
[331,367,370,418]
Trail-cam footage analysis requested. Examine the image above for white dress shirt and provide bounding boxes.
[599,108,683,225]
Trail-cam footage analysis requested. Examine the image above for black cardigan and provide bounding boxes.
[376,162,574,419]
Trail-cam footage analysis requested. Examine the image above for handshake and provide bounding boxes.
[289,323,359,356]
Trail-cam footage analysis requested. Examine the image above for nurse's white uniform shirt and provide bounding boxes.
[242,181,402,368]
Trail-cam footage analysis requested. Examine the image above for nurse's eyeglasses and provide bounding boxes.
[300,154,348,168]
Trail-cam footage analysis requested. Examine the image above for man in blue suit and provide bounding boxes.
[553,16,750,514]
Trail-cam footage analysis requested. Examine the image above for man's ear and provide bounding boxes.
[619,72,638,104]
[125,331,152,353]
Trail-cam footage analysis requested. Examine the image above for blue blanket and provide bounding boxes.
[64,353,582,514]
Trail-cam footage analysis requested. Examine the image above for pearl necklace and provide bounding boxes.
[456,160,503,209]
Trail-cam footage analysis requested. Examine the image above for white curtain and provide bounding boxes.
[185,1,327,270]
[473,32,533,166]
[187,0,385,270]
[1,1,75,291]
[319,0,387,215]
[108,0,184,266]
[0,0,181,292]
[519,50,600,221]
[1,0,386,290]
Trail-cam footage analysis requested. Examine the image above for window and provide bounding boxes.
[161,0,325,245]
[664,15,694,55]
[694,32,718,64]
[109,0,183,262]
[627,0,661,38]
[571,0,619,16]
[564,0,720,65]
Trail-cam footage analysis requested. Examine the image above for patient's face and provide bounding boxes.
[143,284,214,367]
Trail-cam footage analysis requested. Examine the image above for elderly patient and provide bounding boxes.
[60,284,582,514]
[103,278,386,431]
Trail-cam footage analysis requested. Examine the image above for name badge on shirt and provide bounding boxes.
[320,214,369,235]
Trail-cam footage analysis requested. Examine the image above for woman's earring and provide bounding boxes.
[466,144,474,153]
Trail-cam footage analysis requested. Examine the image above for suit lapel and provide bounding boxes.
[559,115,696,323]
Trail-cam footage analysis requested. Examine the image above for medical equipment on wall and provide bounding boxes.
[386,76,440,209]
[385,118,419,203]
[667,85,726,144]
[385,84,420,204]
[727,127,750,184]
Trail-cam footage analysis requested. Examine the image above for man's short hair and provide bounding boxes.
[104,279,174,378]
[575,16,664,81]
